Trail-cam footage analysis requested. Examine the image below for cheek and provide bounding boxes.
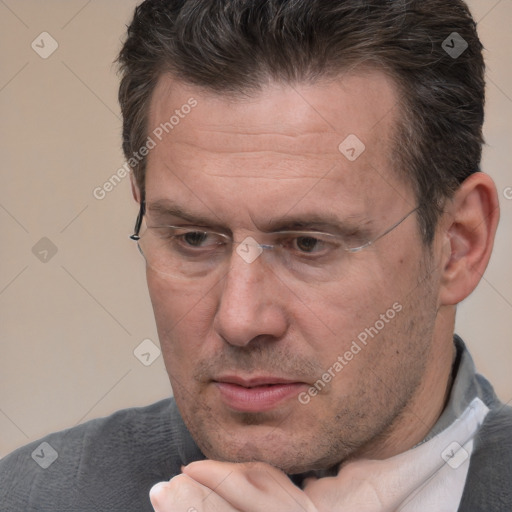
[290,266,386,340]
[147,271,218,363]
[291,254,421,371]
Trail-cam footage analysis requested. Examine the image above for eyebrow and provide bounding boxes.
[146,199,372,236]
[147,200,219,227]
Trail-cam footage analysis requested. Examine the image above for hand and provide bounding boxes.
[302,460,406,512]
[150,460,319,512]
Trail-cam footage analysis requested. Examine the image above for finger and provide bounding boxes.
[303,473,387,512]
[183,460,318,512]
[149,474,240,512]
[302,476,318,489]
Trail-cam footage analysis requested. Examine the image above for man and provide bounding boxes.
[1,0,510,510]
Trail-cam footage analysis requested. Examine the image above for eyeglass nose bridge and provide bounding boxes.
[233,236,277,265]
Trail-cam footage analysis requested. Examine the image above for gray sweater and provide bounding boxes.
[1,337,511,511]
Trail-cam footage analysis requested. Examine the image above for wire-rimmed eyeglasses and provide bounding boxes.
[130,201,419,283]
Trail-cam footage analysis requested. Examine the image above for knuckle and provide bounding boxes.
[162,474,205,508]
[238,462,277,491]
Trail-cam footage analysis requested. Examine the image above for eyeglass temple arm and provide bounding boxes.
[130,199,146,241]
[359,205,419,250]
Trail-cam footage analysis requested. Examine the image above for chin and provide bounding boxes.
[174,387,348,474]
[194,428,342,475]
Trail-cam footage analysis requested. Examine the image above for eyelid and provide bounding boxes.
[147,224,222,233]
[145,217,231,234]
[270,230,340,238]
[146,225,350,247]
[270,230,353,245]
[147,226,340,236]
[148,225,232,241]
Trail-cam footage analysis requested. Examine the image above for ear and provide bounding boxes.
[438,172,500,306]
[130,172,141,203]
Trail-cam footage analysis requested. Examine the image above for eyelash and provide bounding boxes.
[164,229,341,258]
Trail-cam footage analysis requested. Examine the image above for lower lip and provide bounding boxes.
[215,382,305,413]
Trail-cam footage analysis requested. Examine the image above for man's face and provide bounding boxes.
[142,70,442,473]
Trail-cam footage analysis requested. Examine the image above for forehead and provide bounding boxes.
[144,70,413,223]
[148,68,399,146]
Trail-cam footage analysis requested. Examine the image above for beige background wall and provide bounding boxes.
[1,0,511,458]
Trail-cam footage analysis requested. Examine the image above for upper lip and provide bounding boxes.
[214,375,303,388]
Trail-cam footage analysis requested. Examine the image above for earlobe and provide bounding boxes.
[439,173,500,306]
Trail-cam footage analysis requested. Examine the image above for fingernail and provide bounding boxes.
[149,481,167,499]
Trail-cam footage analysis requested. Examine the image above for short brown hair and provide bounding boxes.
[117,0,485,242]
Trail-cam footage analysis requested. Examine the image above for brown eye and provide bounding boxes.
[183,231,209,247]
[295,236,319,253]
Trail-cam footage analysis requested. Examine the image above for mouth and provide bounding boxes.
[213,375,308,413]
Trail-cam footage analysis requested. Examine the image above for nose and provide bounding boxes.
[213,247,288,347]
